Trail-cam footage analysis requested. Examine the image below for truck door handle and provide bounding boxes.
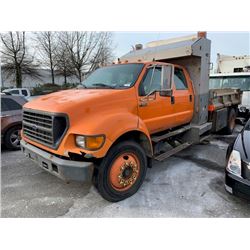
[189,95,192,102]
[139,102,148,107]
[171,96,175,104]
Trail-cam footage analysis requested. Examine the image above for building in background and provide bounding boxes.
[216,54,250,73]
[1,68,79,89]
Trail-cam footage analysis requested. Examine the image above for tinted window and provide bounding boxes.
[174,68,188,90]
[21,89,28,96]
[1,98,22,111]
[209,76,250,91]
[139,67,162,96]
[1,99,8,112]
[10,90,19,94]
[209,78,222,89]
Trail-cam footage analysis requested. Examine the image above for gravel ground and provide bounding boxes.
[1,126,250,217]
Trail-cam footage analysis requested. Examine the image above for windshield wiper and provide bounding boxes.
[91,83,115,89]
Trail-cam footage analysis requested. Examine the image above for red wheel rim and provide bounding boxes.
[109,152,140,191]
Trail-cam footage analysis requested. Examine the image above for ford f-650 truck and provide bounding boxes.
[21,32,241,202]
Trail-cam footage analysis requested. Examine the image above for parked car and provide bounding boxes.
[1,94,27,150]
[2,88,31,99]
[225,118,250,199]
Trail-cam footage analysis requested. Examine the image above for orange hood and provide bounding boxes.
[24,88,132,113]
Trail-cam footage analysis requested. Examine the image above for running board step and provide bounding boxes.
[151,125,191,143]
[154,142,191,161]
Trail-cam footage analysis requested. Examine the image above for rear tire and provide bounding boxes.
[93,141,147,202]
[224,108,236,135]
[4,125,22,150]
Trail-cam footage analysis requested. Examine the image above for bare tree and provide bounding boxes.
[55,32,75,84]
[88,32,114,72]
[60,32,101,82]
[34,32,58,84]
[0,32,40,88]
[58,31,114,83]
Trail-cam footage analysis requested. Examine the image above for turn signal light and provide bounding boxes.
[75,135,105,150]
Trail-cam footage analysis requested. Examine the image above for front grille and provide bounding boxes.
[23,109,67,148]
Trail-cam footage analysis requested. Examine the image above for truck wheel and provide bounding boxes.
[224,108,236,135]
[94,141,147,202]
[4,125,22,150]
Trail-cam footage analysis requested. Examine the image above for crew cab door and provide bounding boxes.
[137,64,175,134]
[171,66,194,126]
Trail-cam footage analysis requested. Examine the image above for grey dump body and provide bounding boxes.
[121,34,211,127]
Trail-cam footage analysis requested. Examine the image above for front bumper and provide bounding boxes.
[225,170,250,200]
[21,140,94,182]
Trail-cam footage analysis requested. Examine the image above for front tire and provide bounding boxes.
[4,125,22,150]
[94,141,147,202]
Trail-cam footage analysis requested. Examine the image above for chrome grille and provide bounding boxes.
[23,109,67,148]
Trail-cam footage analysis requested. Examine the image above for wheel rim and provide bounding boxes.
[10,129,21,147]
[109,152,140,191]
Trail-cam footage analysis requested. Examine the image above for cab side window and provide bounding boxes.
[21,89,28,96]
[174,68,188,90]
[1,99,8,112]
[139,67,162,96]
[10,90,19,94]
[1,97,22,111]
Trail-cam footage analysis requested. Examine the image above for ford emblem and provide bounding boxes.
[32,124,38,131]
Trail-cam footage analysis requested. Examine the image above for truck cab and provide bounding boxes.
[136,62,194,134]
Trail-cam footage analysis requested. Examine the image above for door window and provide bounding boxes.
[162,65,172,90]
[21,89,28,96]
[139,66,162,96]
[174,68,188,90]
[10,90,19,95]
[1,99,8,112]
[1,98,22,111]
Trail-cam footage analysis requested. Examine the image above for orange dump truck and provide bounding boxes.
[21,32,241,201]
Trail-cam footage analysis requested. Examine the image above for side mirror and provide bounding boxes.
[160,89,172,97]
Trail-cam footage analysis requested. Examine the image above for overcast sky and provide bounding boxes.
[113,32,250,64]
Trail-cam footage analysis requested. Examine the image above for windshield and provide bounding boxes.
[81,63,144,89]
[209,76,250,91]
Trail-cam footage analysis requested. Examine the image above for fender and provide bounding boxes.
[60,112,153,158]
[93,114,153,157]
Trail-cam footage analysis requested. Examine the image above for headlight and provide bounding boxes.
[75,135,105,150]
[227,150,241,177]
[75,136,86,148]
